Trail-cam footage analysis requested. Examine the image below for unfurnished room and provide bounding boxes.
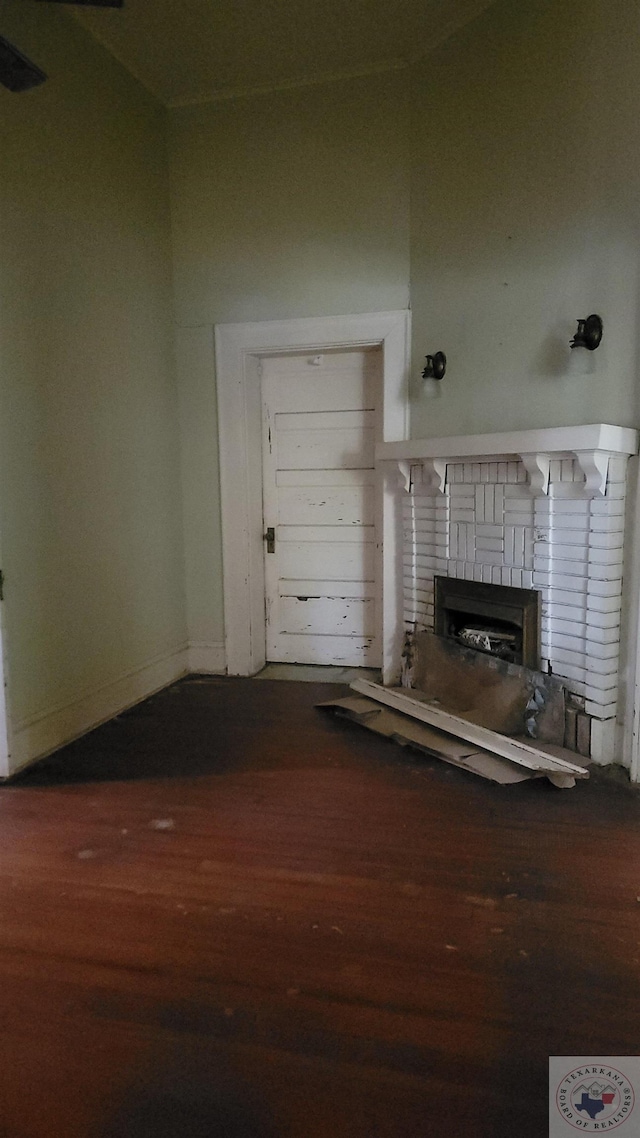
[0,0,639,1135]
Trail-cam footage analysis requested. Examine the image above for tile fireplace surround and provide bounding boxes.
[377,424,639,765]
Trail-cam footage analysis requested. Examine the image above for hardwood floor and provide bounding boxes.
[0,676,639,1137]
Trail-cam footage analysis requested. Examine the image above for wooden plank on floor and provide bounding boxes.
[349,679,589,778]
[318,695,541,785]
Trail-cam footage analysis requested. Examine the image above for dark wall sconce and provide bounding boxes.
[570,314,603,351]
[422,351,447,381]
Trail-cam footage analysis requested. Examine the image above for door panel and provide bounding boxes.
[277,541,375,582]
[278,596,374,637]
[277,525,374,544]
[261,349,381,666]
[276,469,374,486]
[266,633,375,666]
[278,578,376,599]
[276,486,374,527]
[276,425,374,471]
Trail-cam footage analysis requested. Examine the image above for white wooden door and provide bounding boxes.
[261,348,381,666]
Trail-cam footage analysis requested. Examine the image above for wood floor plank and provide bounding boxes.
[0,676,638,1137]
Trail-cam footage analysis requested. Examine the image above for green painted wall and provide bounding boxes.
[410,0,640,435]
[169,72,410,649]
[4,0,636,725]
[0,3,186,743]
[169,72,410,328]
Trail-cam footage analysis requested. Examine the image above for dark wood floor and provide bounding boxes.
[1,676,639,1137]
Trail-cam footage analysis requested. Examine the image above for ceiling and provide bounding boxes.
[72,0,498,107]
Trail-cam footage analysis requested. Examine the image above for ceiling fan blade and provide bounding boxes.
[0,35,47,91]
[36,0,124,7]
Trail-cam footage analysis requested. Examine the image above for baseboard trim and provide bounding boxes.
[187,641,226,674]
[8,645,189,777]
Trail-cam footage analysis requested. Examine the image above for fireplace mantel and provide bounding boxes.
[377,423,638,462]
[379,423,640,764]
[377,423,638,497]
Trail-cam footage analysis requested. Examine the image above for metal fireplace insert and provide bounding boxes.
[433,576,541,670]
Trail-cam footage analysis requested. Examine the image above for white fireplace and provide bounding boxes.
[377,424,639,765]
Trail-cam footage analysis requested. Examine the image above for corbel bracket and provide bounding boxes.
[397,460,412,492]
[519,452,551,496]
[420,457,448,495]
[396,457,448,494]
[573,450,612,498]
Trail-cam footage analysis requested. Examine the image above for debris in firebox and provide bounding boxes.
[457,625,518,660]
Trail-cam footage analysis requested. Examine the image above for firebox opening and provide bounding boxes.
[434,576,541,670]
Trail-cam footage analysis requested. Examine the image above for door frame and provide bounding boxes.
[0,564,11,777]
[622,455,640,782]
[215,311,411,677]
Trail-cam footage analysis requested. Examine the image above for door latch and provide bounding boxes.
[263,526,275,554]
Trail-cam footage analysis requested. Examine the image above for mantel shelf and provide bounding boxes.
[376,423,638,464]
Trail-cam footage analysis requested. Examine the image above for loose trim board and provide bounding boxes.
[318,695,544,784]
[349,679,589,779]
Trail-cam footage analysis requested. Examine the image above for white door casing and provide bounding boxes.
[215,311,410,678]
[261,349,381,666]
[0,580,10,777]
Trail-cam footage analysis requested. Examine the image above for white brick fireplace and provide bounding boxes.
[377,424,639,765]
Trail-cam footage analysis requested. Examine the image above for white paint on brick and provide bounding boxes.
[551,647,592,670]
[591,498,625,515]
[586,625,622,645]
[537,498,589,514]
[540,558,590,577]
[586,611,621,630]
[554,662,587,683]
[586,699,618,719]
[546,587,588,604]
[590,515,625,533]
[584,682,617,702]
[590,719,617,765]
[542,632,586,653]
[587,655,620,676]
[504,510,535,526]
[476,535,504,553]
[589,547,625,566]
[504,484,532,500]
[584,638,619,659]
[396,443,635,763]
[587,593,624,614]
[604,481,627,499]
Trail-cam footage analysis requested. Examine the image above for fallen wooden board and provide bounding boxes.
[319,697,577,787]
[318,695,542,784]
[349,679,589,779]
